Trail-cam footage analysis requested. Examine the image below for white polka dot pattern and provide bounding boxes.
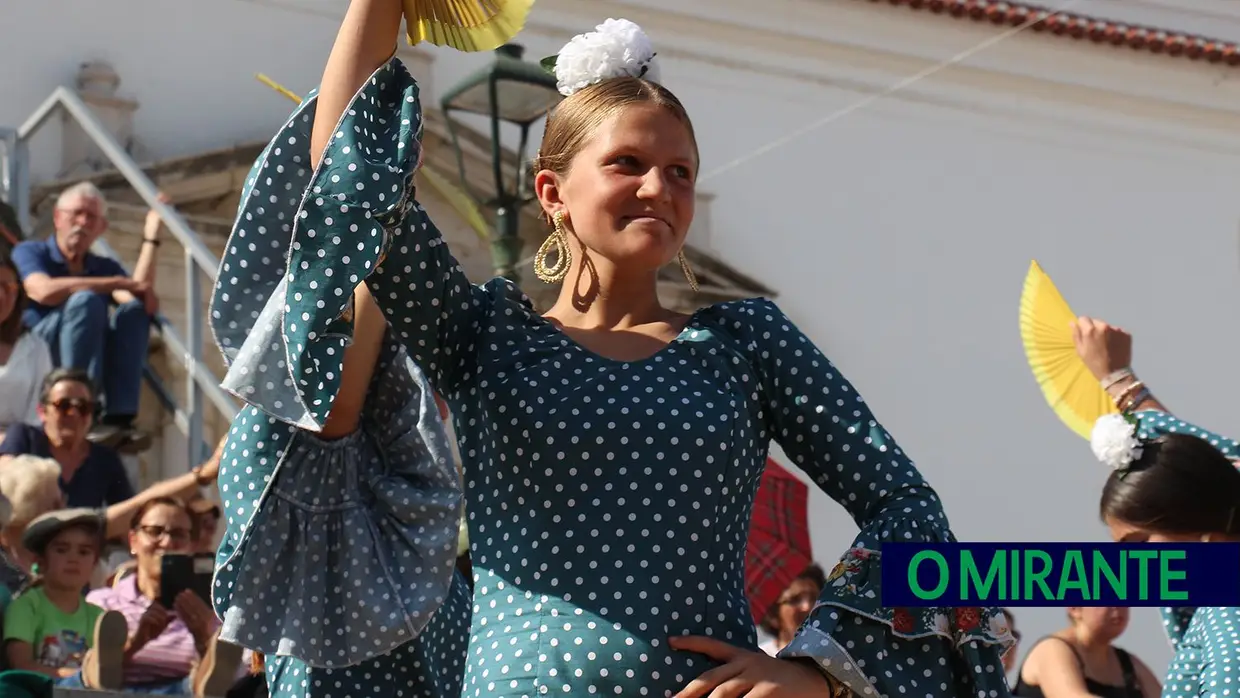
[263,569,472,698]
[212,56,1014,698]
[213,337,462,669]
[213,339,466,669]
[1162,607,1240,698]
[1131,410,1240,653]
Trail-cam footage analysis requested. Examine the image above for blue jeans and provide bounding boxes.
[33,290,150,418]
[55,670,190,694]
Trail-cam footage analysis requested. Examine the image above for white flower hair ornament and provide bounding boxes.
[1090,413,1146,474]
[540,19,662,97]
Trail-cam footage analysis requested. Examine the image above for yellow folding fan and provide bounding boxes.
[402,0,533,52]
[1019,260,1117,440]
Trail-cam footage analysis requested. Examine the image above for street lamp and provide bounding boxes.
[440,44,561,284]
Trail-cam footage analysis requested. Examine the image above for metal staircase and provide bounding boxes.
[0,87,238,473]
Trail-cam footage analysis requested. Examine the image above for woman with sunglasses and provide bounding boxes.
[0,367,133,509]
[0,254,53,440]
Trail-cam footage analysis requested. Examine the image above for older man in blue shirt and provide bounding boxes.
[11,182,159,452]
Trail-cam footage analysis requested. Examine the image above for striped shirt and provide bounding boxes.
[86,576,217,686]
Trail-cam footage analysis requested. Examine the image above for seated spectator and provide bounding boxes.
[0,255,52,439]
[1013,607,1160,697]
[10,183,164,453]
[0,455,64,572]
[0,492,24,614]
[757,563,826,656]
[2,508,125,688]
[0,368,133,510]
[86,497,242,696]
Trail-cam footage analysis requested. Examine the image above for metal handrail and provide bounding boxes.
[9,86,239,468]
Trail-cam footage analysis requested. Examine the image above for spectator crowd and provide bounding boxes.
[0,183,257,696]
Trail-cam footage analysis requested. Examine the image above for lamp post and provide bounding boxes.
[440,44,561,285]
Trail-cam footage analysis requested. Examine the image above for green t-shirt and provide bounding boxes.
[2,587,103,669]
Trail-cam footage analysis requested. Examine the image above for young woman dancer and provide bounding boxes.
[1074,317,1240,697]
[207,2,1014,696]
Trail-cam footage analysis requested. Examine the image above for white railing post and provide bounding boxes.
[184,247,205,466]
[10,86,238,471]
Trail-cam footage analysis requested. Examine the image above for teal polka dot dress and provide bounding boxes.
[1126,410,1240,697]
[208,56,1013,698]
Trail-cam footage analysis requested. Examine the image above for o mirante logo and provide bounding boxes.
[880,542,1240,607]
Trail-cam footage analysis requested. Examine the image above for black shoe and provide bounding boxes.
[88,424,153,453]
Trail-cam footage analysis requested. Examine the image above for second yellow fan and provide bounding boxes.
[402,0,533,53]
[1019,260,1118,440]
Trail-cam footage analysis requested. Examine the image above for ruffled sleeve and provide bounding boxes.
[212,335,463,669]
[733,299,1013,697]
[1132,410,1240,457]
[1131,410,1240,650]
[207,56,466,669]
[208,55,487,431]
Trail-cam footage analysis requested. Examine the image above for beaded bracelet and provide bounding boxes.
[1121,387,1152,414]
[1113,380,1145,408]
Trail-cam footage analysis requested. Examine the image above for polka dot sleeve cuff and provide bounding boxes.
[730,301,1014,696]
[210,56,485,430]
[212,336,465,669]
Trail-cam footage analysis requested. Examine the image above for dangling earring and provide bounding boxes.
[534,211,573,284]
[678,250,699,293]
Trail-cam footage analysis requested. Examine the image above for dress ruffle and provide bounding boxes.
[263,569,473,698]
[213,338,462,669]
[207,58,462,667]
[208,55,420,430]
[779,528,1014,696]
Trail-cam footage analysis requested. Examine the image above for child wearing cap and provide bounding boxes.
[2,507,125,688]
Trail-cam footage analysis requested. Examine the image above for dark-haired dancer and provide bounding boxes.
[1076,317,1240,697]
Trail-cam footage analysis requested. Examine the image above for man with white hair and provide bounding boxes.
[10,182,161,452]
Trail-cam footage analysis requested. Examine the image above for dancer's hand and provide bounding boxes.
[1072,316,1132,381]
[670,635,833,698]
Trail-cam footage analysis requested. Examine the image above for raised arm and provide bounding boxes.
[211,0,487,426]
[309,0,403,168]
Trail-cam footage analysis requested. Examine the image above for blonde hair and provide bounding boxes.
[532,77,697,224]
[56,181,108,218]
[0,455,64,527]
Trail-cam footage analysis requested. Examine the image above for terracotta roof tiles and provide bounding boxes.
[858,0,1240,66]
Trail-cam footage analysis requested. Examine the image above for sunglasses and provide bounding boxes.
[45,398,95,417]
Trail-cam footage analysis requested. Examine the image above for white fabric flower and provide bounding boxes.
[1091,414,1144,471]
[554,18,661,96]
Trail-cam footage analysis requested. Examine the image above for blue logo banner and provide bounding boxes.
[880,542,1240,607]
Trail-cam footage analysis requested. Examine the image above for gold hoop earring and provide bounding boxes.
[534,212,573,284]
[678,250,699,293]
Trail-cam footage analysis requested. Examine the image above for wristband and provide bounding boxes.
[1101,367,1134,391]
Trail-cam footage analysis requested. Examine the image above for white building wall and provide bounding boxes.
[6,0,1240,674]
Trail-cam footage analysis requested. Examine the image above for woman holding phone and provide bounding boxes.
[84,497,242,695]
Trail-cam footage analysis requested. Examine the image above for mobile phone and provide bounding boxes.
[159,553,214,608]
